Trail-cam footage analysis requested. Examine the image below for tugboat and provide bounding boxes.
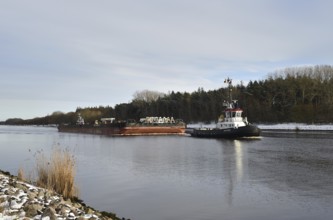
[187,78,260,138]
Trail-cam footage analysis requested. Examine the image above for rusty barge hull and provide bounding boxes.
[58,125,185,136]
[121,126,185,135]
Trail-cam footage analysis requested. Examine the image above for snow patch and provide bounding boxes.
[258,123,333,131]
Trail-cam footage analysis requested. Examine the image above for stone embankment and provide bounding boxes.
[0,171,124,220]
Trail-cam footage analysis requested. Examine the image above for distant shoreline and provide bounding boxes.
[257,123,333,131]
[187,123,333,131]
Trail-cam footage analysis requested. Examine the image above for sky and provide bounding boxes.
[1,0,333,121]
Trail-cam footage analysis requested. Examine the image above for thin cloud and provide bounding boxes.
[1,0,333,120]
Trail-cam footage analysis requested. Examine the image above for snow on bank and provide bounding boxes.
[257,123,333,131]
[0,172,120,220]
[187,123,333,131]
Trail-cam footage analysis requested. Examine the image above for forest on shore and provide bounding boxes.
[3,65,333,125]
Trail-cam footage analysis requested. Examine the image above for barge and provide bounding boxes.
[58,115,186,136]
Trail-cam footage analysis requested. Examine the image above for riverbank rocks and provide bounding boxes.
[0,172,120,220]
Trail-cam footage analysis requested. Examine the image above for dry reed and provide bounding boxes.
[17,167,25,181]
[36,148,78,199]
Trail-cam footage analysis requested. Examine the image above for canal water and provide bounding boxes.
[1,126,333,220]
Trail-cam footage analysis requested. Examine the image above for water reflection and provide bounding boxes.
[234,140,244,181]
[212,139,247,207]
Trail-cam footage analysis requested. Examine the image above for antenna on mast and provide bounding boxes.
[224,77,232,101]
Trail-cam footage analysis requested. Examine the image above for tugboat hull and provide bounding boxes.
[188,125,260,138]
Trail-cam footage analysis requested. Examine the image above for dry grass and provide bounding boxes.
[17,167,25,181]
[36,148,78,199]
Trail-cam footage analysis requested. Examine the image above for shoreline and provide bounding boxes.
[0,170,127,220]
[257,123,333,131]
[187,123,333,131]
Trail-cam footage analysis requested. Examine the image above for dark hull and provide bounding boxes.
[187,125,260,138]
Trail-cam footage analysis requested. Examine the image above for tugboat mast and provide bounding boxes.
[224,77,232,102]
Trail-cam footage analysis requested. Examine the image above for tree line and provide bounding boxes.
[3,65,333,125]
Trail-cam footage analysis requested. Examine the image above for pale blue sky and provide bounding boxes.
[1,0,332,121]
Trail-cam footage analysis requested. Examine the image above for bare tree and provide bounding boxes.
[133,90,165,103]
